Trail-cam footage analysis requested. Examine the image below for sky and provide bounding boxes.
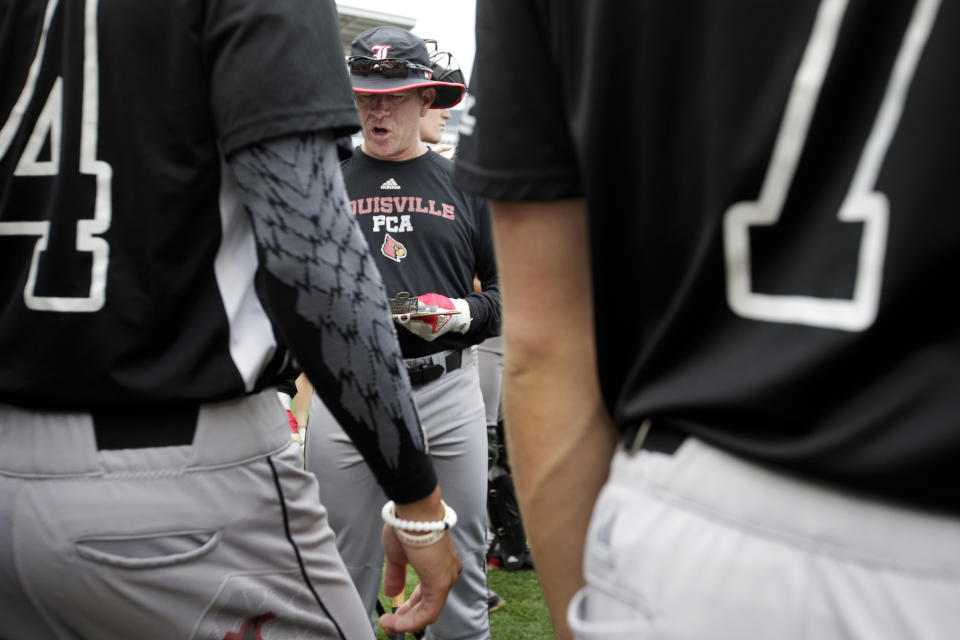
[337,0,478,87]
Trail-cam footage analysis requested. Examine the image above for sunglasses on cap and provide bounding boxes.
[347,56,433,78]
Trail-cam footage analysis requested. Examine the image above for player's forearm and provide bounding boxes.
[229,132,436,503]
[292,373,313,427]
[492,199,618,639]
[503,357,616,639]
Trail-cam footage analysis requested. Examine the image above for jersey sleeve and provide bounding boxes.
[229,132,436,504]
[454,0,581,201]
[204,0,360,155]
[463,195,501,337]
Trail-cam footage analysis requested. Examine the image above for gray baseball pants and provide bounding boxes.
[0,389,374,640]
[475,336,504,428]
[305,347,490,640]
[570,436,960,639]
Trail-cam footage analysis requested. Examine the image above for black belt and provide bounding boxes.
[405,350,463,388]
[93,406,198,450]
[622,419,687,455]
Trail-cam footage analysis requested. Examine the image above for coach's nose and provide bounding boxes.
[369,95,390,115]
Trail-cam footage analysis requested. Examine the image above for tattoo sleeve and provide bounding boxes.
[228,132,436,503]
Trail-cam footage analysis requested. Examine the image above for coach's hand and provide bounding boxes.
[379,488,462,636]
[396,293,471,341]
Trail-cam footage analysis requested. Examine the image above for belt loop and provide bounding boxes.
[444,349,463,372]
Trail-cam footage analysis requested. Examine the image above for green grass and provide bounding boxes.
[376,565,553,639]
[487,566,553,639]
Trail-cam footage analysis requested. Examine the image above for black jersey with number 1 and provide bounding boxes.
[456,0,960,512]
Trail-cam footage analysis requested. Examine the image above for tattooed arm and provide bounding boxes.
[228,131,461,632]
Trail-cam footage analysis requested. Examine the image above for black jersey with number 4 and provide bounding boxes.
[0,0,359,410]
[456,0,960,512]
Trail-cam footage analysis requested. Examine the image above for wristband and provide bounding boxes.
[381,499,458,532]
[394,528,448,547]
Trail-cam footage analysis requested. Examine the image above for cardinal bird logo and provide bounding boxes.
[381,233,408,262]
[221,612,276,640]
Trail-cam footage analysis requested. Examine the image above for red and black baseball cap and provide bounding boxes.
[348,26,466,109]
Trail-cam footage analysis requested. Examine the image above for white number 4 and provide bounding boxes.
[723,0,939,331]
[0,0,112,313]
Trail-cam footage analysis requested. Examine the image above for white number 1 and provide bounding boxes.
[723,0,940,331]
[0,0,112,312]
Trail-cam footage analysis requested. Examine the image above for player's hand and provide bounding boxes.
[379,490,462,635]
[395,293,471,341]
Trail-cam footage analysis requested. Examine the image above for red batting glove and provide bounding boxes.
[396,293,471,341]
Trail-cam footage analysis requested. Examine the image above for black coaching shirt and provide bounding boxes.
[342,148,500,359]
[0,0,359,410]
[456,0,960,512]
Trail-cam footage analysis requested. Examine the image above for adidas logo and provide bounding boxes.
[380,178,401,190]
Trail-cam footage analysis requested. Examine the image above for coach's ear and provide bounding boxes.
[420,87,437,116]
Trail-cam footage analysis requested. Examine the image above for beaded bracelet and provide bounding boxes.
[381,499,458,532]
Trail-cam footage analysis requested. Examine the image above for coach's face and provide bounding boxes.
[356,87,436,162]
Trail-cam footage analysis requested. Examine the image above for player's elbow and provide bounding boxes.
[501,318,581,383]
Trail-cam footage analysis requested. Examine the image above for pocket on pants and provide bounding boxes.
[75,530,219,569]
[567,587,655,639]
